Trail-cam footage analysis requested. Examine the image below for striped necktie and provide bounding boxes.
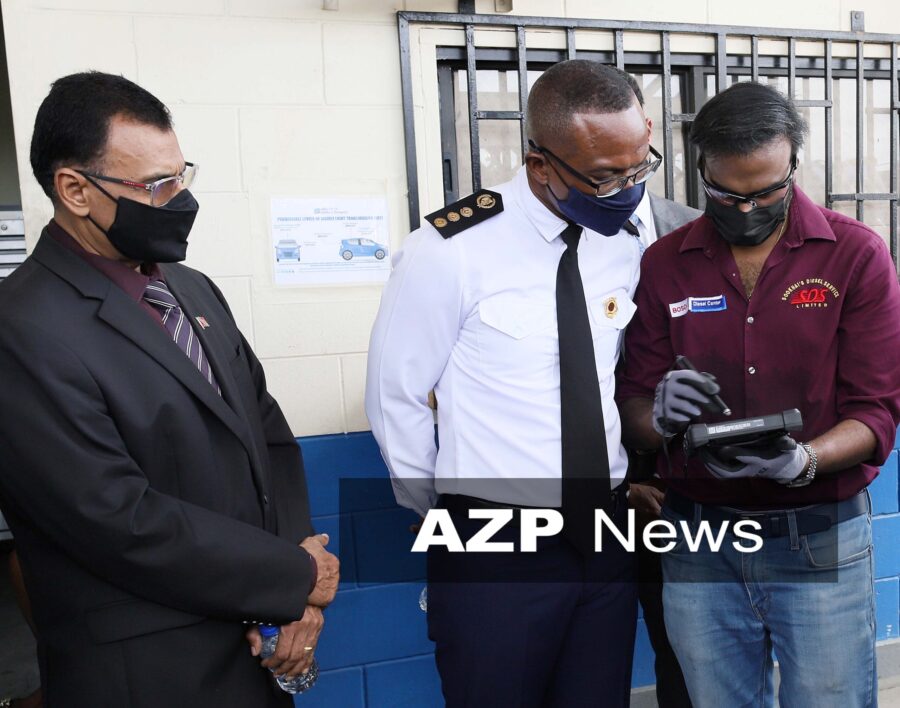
[143,279,220,394]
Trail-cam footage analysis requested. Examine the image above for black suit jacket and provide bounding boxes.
[0,230,315,707]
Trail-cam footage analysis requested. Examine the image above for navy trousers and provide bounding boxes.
[426,498,638,708]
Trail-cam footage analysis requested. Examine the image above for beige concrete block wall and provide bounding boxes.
[2,0,899,437]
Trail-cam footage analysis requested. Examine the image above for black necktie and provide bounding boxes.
[557,223,611,555]
[622,219,640,237]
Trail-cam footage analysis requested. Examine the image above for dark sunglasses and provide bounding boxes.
[699,156,797,208]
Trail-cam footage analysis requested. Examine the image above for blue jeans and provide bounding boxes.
[660,494,876,708]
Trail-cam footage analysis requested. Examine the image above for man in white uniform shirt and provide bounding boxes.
[366,61,657,707]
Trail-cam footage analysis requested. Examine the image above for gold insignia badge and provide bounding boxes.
[460,207,474,217]
[447,211,461,222]
[604,297,618,319]
[433,217,448,228]
[476,194,496,209]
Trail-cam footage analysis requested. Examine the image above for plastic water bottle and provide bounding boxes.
[418,586,428,612]
[258,624,319,694]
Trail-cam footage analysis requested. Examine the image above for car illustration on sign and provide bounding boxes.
[275,239,301,262]
[339,238,387,261]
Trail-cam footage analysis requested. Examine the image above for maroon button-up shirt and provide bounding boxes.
[618,186,900,507]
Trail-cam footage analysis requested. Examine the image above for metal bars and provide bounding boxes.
[464,24,481,191]
[857,40,866,222]
[751,36,759,82]
[516,26,529,160]
[788,37,796,100]
[398,11,900,268]
[661,32,675,200]
[892,43,899,261]
[615,30,625,69]
[825,40,834,210]
[715,34,728,92]
[397,14,420,231]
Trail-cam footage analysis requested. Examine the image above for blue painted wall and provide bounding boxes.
[295,429,900,707]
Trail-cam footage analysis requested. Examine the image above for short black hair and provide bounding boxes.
[690,81,807,159]
[526,60,638,145]
[30,71,173,201]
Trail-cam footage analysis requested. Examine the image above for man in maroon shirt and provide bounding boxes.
[619,81,900,707]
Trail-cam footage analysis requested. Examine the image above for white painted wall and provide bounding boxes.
[2,0,898,436]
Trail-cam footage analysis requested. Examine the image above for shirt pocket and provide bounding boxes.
[476,292,557,380]
[588,288,637,374]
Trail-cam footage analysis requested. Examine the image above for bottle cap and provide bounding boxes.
[258,624,279,638]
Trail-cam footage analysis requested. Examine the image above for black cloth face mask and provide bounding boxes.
[86,181,199,263]
[704,186,792,247]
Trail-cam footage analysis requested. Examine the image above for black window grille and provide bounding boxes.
[398,11,900,271]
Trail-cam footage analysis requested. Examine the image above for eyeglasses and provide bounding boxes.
[699,157,796,208]
[528,140,662,198]
[77,162,199,207]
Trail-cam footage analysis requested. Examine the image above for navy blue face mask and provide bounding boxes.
[549,179,645,236]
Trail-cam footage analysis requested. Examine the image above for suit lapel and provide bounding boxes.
[649,194,674,237]
[160,266,268,486]
[34,232,268,500]
[160,267,244,420]
[96,288,254,447]
[649,194,702,237]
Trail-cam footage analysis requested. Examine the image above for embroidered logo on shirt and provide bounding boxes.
[782,278,840,309]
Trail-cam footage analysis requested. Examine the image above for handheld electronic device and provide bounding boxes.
[684,408,803,456]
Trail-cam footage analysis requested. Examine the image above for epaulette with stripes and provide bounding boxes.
[424,189,503,238]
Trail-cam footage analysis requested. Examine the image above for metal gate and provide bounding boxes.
[398,10,900,269]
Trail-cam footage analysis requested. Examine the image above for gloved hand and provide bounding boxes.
[652,369,721,437]
[701,435,809,483]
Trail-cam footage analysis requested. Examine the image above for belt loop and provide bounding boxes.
[787,510,800,550]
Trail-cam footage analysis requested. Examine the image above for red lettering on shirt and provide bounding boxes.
[790,288,829,305]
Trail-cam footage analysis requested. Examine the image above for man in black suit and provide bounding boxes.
[0,72,338,707]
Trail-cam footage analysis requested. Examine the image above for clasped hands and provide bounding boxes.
[245,532,340,678]
[652,370,808,483]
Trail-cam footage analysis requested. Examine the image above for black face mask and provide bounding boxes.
[87,183,199,263]
[704,186,792,247]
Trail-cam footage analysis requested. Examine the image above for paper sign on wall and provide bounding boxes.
[270,196,391,285]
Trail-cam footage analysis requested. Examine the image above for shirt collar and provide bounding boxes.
[631,188,654,232]
[679,185,837,255]
[47,220,163,302]
[512,166,571,243]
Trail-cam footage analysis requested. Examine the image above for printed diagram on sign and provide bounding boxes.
[270,196,391,285]
[275,239,301,262]
[339,238,387,261]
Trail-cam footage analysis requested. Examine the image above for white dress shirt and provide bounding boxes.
[629,188,659,253]
[365,167,641,516]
